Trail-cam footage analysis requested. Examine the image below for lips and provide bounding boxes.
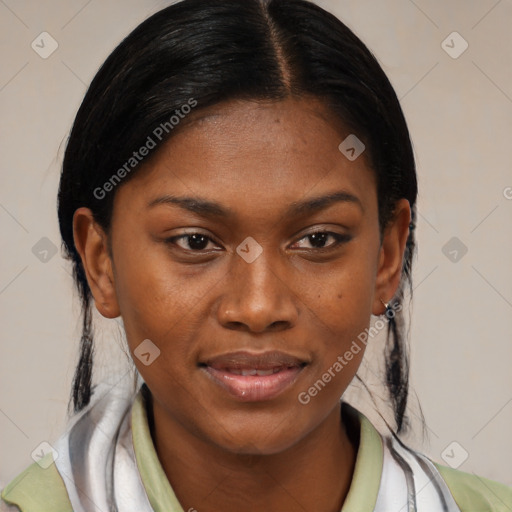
[200,351,307,402]
[227,368,282,376]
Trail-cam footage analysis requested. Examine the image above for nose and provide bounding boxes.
[216,247,299,333]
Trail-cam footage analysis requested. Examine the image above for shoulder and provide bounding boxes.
[434,462,512,512]
[1,453,72,512]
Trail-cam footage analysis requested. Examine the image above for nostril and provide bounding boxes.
[225,321,246,331]
[269,320,290,331]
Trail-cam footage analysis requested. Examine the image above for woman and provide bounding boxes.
[2,0,510,510]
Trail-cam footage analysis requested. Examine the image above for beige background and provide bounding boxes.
[1,0,511,490]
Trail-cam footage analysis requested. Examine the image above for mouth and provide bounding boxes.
[199,351,308,402]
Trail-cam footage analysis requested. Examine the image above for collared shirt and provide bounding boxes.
[2,384,511,511]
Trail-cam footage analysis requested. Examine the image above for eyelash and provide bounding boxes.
[165,231,352,253]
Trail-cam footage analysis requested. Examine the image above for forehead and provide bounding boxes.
[114,97,377,217]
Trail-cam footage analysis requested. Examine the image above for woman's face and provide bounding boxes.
[78,97,410,455]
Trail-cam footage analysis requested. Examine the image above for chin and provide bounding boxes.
[209,419,307,457]
[219,437,300,457]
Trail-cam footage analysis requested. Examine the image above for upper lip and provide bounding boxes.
[201,350,308,371]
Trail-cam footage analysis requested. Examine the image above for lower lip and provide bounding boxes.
[203,366,304,402]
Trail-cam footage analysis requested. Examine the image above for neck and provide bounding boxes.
[146,394,359,512]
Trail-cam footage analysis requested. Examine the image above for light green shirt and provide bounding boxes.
[2,390,511,511]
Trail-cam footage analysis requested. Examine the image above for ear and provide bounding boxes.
[372,198,411,316]
[73,207,120,319]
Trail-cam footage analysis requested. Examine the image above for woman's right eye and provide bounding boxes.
[165,233,220,252]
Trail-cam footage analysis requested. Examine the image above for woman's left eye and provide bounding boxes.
[292,232,352,250]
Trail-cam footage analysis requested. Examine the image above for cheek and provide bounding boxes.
[301,249,377,385]
[308,254,376,333]
[112,248,224,389]
[111,241,193,350]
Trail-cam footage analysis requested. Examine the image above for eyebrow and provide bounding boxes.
[147,190,364,218]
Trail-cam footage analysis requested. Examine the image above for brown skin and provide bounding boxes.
[73,97,411,512]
